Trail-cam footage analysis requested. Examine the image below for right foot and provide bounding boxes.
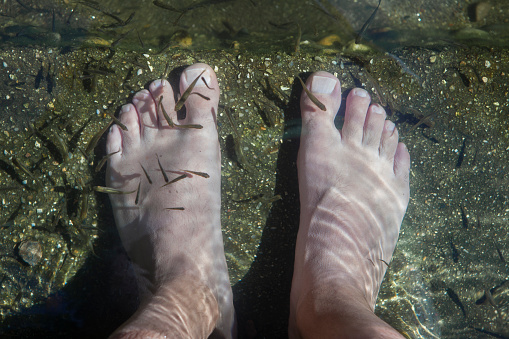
[289,72,410,338]
[106,64,235,338]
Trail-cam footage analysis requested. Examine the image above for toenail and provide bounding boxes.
[310,76,336,94]
[385,120,395,132]
[353,88,368,97]
[121,104,130,113]
[185,68,209,88]
[372,104,384,115]
[151,79,161,89]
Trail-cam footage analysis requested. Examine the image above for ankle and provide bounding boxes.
[110,277,219,339]
[293,286,403,339]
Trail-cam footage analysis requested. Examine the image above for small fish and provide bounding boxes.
[484,289,498,307]
[78,1,124,23]
[34,66,44,89]
[266,194,282,203]
[153,0,182,11]
[201,76,213,89]
[409,112,435,131]
[224,106,242,139]
[165,207,185,210]
[79,193,89,221]
[297,76,326,111]
[159,96,175,127]
[386,53,423,86]
[253,100,275,127]
[111,28,133,47]
[83,68,115,75]
[460,205,468,229]
[162,174,187,187]
[12,156,34,178]
[156,154,169,182]
[136,29,145,48]
[446,288,466,318]
[494,242,505,263]
[232,193,264,203]
[472,327,508,339]
[355,0,381,44]
[95,150,120,172]
[153,0,234,25]
[294,23,301,55]
[175,69,206,111]
[161,62,169,86]
[140,163,153,184]
[472,148,478,166]
[107,111,128,131]
[0,186,22,192]
[456,138,467,168]
[135,181,141,205]
[450,240,459,263]
[224,106,253,171]
[52,10,56,32]
[182,170,209,178]
[158,96,203,129]
[66,4,78,24]
[176,123,203,129]
[379,259,389,267]
[86,120,114,155]
[94,186,136,194]
[101,12,135,29]
[124,11,135,25]
[51,130,69,160]
[191,92,210,101]
[454,67,471,87]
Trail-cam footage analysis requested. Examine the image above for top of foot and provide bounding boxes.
[291,71,410,329]
[105,63,235,337]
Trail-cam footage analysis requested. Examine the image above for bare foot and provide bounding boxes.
[289,72,410,338]
[105,63,235,338]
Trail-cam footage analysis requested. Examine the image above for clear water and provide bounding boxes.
[0,0,508,337]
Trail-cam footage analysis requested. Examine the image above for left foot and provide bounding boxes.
[106,63,235,338]
[289,72,410,338]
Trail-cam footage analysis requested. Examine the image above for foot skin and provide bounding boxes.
[289,72,410,338]
[105,63,235,338]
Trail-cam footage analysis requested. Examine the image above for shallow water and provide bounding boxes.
[0,0,508,338]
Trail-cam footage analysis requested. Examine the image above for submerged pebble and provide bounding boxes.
[18,240,43,266]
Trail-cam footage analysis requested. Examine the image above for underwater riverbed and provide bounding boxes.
[1,0,508,338]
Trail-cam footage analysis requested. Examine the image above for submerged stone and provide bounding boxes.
[18,240,43,266]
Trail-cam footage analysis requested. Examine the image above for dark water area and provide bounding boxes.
[0,0,508,338]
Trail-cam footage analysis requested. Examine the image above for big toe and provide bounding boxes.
[299,71,342,137]
[178,63,220,128]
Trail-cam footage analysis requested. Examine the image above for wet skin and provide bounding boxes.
[105,65,410,339]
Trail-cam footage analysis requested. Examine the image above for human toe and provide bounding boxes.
[106,123,122,157]
[300,71,341,124]
[379,120,398,161]
[178,63,219,127]
[115,103,140,153]
[394,142,411,179]
[362,103,387,149]
[132,89,158,139]
[149,79,177,129]
[341,88,371,143]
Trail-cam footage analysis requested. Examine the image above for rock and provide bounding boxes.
[468,1,491,22]
[18,240,43,266]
